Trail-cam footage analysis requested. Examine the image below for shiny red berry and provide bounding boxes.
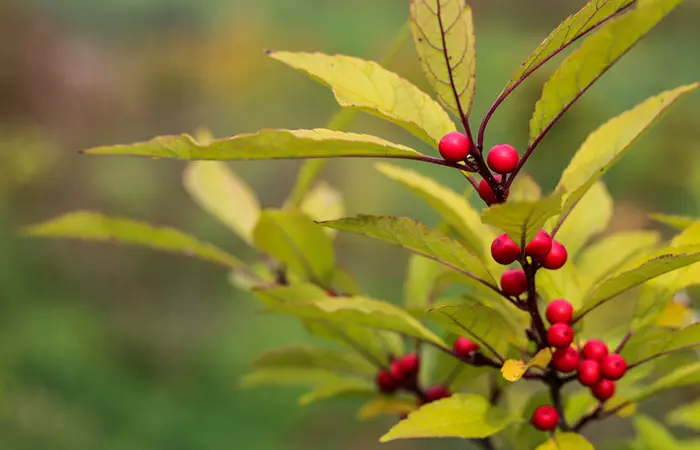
[547,323,574,348]
[531,405,559,431]
[390,360,405,381]
[546,299,574,324]
[577,360,601,387]
[500,269,528,296]
[424,385,451,403]
[582,340,609,362]
[591,379,616,401]
[438,132,470,163]
[486,144,519,174]
[376,369,398,393]
[453,336,480,357]
[526,230,553,260]
[478,175,509,206]
[491,234,521,265]
[552,347,580,373]
[541,241,568,270]
[397,353,420,376]
[600,354,627,381]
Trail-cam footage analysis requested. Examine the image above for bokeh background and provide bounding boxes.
[2,0,700,449]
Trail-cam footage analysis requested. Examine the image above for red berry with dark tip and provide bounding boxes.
[577,360,601,387]
[438,132,470,163]
[541,241,568,270]
[552,347,580,373]
[478,175,510,206]
[376,369,398,393]
[526,230,553,260]
[453,336,479,357]
[582,340,609,362]
[547,323,574,348]
[546,299,574,324]
[491,234,521,265]
[592,379,616,401]
[424,385,451,403]
[531,405,559,431]
[500,269,528,296]
[487,144,519,174]
[600,354,627,381]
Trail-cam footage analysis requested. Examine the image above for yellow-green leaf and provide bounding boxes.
[553,181,612,259]
[299,379,375,406]
[300,181,345,223]
[268,51,455,146]
[404,255,449,310]
[252,209,335,285]
[630,362,700,403]
[536,262,584,308]
[576,245,700,320]
[653,222,700,291]
[183,161,260,244]
[410,0,476,118]
[238,368,349,389]
[83,128,424,161]
[358,397,417,420]
[535,432,594,450]
[530,0,683,144]
[622,323,700,364]
[22,211,242,270]
[481,190,564,247]
[555,84,698,230]
[632,283,677,330]
[321,215,496,286]
[655,301,694,329]
[634,415,681,449]
[379,394,514,442]
[252,345,376,377]
[265,296,446,347]
[667,398,700,431]
[376,163,493,259]
[650,212,696,230]
[509,173,542,202]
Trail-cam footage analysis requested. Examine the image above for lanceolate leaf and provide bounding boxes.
[379,394,514,442]
[82,129,425,161]
[268,51,456,146]
[252,345,376,377]
[404,255,449,310]
[481,190,564,247]
[22,211,242,270]
[509,174,542,202]
[321,215,496,286]
[299,181,345,228]
[650,212,696,230]
[555,84,698,230]
[576,245,700,320]
[376,163,493,259]
[299,379,375,406]
[530,0,683,145]
[667,398,700,430]
[358,397,417,420]
[536,263,584,308]
[238,368,350,389]
[410,0,477,119]
[183,161,260,244]
[629,362,700,403]
[621,323,700,364]
[536,433,594,450]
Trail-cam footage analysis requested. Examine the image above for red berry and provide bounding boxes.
[424,385,451,403]
[397,353,420,376]
[600,354,627,381]
[582,340,609,362]
[478,175,510,206]
[551,347,580,373]
[491,234,521,265]
[500,269,528,296]
[545,299,574,324]
[376,369,398,393]
[438,132,470,163]
[453,336,479,357]
[541,241,568,270]
[531,405,559,431]
[547,323,574,348]
[487,144,519,174]
[526,230,553,260]
[577,360,601,387]
[390,360,405,381]
[591,379,616,401]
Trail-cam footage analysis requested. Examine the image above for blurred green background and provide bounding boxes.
[1,1,700,449]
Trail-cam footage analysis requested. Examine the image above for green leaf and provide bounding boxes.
[300,181,345,238]
[22,211,242,270]
[503,1,635,91]
[650,213,696,231]
[183,161,260,244]
[265,296,446,347]
[630,362,700,403]
[252,209,335,285]
[268,51,455,146]
[410,0,476,118]
[238,368,349,389]
[530,0,683,144]
[298,379,375,406]
[252,345,376,377]
[668,398,700,431]
[321,215,496,286]
[536,433,594,450]
[83,128,425,161]
[631,283,677,330]
[253,283,329,306]
[553,182,612,259]
[575,245,700,319]
[379,394,515,442]
[376,163,493,259]
[634,415,681,449]
[577,231,661,290]
[536,262,584,308]
[358,397,417,420]
[652,222,700,291]
[404,255,449,310]
[622,323,700,365]
[481,190,564,247]
[554,84,698,230]
[509,174,542,202]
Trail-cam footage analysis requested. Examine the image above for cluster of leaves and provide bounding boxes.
[22,0,700,448]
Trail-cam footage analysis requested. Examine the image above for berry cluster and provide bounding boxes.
[437,132,520,206]
[374,353,452,405]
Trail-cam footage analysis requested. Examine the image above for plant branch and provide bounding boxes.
[546,370,570,431]
[524,261,548,348]
[627,344,700,370]
[615,331,633,353]
[573,404,604,432]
